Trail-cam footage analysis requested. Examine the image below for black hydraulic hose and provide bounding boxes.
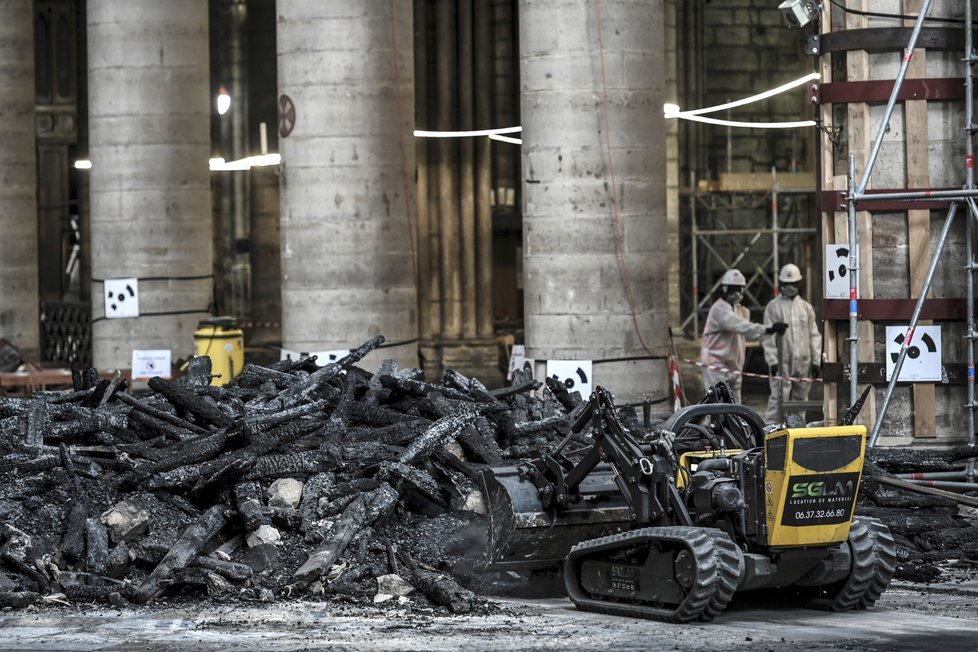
[659,403,767,449]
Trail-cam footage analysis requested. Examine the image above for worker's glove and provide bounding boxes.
[811,363,821,379]
[769,365,779,377]
[766,322,789,336]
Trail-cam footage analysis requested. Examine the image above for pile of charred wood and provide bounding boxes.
[860,446,978,583]
[1,333,976,612]
[0,335,587,611]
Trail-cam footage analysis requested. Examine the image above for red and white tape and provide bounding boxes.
[668,355,683,412]
[680,357,821,383]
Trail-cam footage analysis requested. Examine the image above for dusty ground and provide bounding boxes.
[0,571,976,651]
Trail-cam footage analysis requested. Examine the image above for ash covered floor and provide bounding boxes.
[0,574,977,651]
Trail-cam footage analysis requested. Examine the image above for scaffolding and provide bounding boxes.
[832,0,978,451]
[679,170,818,335]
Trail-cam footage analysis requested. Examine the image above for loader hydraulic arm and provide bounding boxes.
[524,387,692,526]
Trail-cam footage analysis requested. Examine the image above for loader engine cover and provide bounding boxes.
[763,425,866,548]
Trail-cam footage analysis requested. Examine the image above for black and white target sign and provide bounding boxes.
[825,244,858,299]
[885,325,942,382]
[546,360,592,399]
[104,278,140,318]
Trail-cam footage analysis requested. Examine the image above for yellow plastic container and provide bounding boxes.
[193,318,244,386]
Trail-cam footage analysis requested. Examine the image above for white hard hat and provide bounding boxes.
[720,269,746,286]
[779,263,802,283]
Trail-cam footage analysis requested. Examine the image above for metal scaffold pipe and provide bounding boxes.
[966,0,976,450]
[870,202,960,448]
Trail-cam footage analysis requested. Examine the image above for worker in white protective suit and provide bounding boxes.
[762,263,822,423]
[700,269,787,403]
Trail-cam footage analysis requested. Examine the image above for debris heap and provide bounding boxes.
[0,336,586,611]
[860,446,978,583]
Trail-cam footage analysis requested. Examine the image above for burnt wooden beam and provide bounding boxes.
[132,504,228,604]
[114,392,208,436]
[292,483,397,588]
[148,377,234,429]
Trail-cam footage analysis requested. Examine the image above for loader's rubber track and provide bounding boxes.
[809,516,896,611]
[564,526,734,623]
[857,516,897,609]
[701,529,744,621]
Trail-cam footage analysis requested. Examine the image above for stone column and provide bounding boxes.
[0,0,40,359]
[276,0,418,370]
[520,0,670,404]
[88,0,213,370]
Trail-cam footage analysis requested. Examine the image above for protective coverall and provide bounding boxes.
[762,293,821,422]
[700,298,770,403]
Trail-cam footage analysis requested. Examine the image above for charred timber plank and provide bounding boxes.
[411,566,478,613]
[138,430,232,477]
[47,413,129,442]
[490,378,542,400]
[875,475,978,509]
[381,461,448,508]
[234,481,267,531]
[154,491,204,518]
[346,401,424,427]
[114,392,208,435]
[365,360,397,406]
[126,409,196,442]
[148,377,233,428]
[241,451,337,480]
[132,504,227,604]
[380,375,474,403]
[398,412,480,466]
[458,418,504,465]
[191,555,253,581]
[544,376,582,411]
[0,592,40,608]
[190,456,256,503]
[85,517,110,575]
[292,482,397,588]
[0,453,60,473]
[241,400,328,436]
[510,413,572,437]
[25,400,48,449]
[278,336,385,406]
[917,526,978,551]
[299,472,335,538]
[144,465,201,491]
[869,446,978,473]
[62,503,89,562]
[238,363,298,388]
[855,505,965,536]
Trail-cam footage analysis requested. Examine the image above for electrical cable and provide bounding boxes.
[827,0,968,24]
[91,308,212,324]
[91,274,214,283]
[669,114,816,129]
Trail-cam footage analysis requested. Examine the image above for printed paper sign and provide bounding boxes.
[546,359,593,399]
[507,345,527,381]
[309,349,351,366]
[104,278,140,318]
[885,325,942,382]
[825,244,857,299]
[280,349,302,362]
[131,349,171,380]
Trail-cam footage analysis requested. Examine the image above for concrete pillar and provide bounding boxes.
[88,0,213,370]
[520,0,670,404]
[277,1,418,370]
[0,0,40,359]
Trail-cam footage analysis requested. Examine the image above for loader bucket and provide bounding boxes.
[480,465,635,570]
